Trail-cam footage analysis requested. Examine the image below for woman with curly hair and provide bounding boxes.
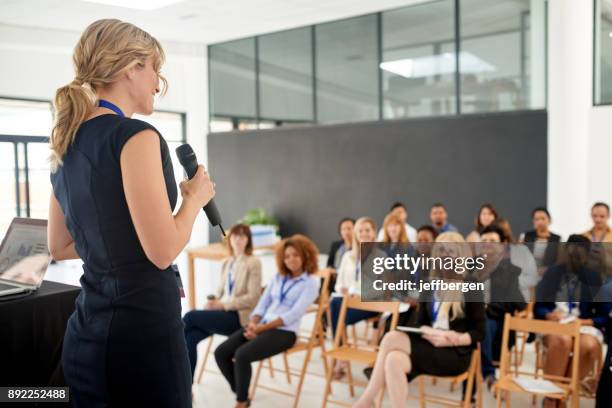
[214,234,320,408]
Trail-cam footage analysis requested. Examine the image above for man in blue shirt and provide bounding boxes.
[430,203,459,234]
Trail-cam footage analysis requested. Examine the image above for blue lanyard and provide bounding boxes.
[431,300,441,323]
[279,275,301,303]
[98,99,125,117]
[355,261,361,282]
[227,260,236,295]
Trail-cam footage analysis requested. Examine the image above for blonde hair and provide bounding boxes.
[382,212,409,244]
[429,231,470,320]
[352,217,377,259]
[50,19,167,172]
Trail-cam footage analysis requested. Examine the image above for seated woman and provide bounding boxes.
[330,217,386,378]
[534,235,607,406]
[354,232,486,408]
[183,224,262,377]
[327,217,355,270]
[382,212,412,254]
[519,207,561,276]
[466,203,498,243]
[214,234,320,408]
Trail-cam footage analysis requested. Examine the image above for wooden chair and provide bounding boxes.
[512,301,534,367]
[533,329,604,400]
[321,295,400,407]
[194,286,274,384]
[494,314,582,408]
[194,335,277,384]
[248,268,333,408]
[350,315,383,346]
[414,344,483,408]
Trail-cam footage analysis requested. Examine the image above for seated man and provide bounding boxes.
[535,235,607,407]
[473,225,526,389]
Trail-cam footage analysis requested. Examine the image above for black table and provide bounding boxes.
[1,280,80,387]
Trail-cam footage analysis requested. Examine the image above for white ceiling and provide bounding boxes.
[0,0,431,45]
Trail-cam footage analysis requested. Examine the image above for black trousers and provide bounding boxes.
[214,328,296,402]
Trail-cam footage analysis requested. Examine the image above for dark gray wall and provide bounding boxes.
[208,110,547,250]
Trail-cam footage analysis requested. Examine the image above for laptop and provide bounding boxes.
[0,217,51,297]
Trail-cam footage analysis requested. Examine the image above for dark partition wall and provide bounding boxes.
[208,110,547,250]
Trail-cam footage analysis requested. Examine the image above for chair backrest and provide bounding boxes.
[301,268,332,345]
[499,314,581,391]
[333,294,400,349]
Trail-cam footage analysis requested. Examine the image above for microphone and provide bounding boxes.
[175,144,225,236]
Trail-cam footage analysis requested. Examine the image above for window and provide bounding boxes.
[0,101,187,238]
[459,0,546,113]
[209,38,257,126]
[258,27,314,125]
[206,1,548,130]
[0,98,53,235]
[0,98,53,136]
[595,0,612,104]
[381,0,457,119]
[315,14,380,124]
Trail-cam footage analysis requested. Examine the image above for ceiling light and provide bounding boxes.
[81,0,184,10]
[380,52,495,79]
[609,31,612,38]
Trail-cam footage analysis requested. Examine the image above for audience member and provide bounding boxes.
[354,232,485,408]
[519,207,561,275]
[382,212,412,255]
[583,202,612,242]
[430,203,459,233]
[497,218,539,301]
[214,235,320,408]
[331,217,386,379]
[183,224,262,377]
[326,217,355,269]
[377,202,417,242]
[474,225,526,389]
[466,203,498,242]
[535,235,607,405]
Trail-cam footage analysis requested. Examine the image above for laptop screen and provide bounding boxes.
[0,218,50,287]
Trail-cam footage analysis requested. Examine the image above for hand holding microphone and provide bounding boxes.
[179,165,215,207]
[176,144,225,236]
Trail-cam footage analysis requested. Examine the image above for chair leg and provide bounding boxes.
[321,358,336,408]
[346,361,355,397]
[292,347,314,408]
[463,370,475,408]
[249,360,264,401]
[495,387,503,408]
[268,357,275,378]
[419,376,426,408]
[195,336,214,384]
[283,352,292,384]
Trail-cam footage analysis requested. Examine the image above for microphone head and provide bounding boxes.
[176,144,196,165]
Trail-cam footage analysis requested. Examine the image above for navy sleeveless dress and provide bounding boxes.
[50,114,191,407]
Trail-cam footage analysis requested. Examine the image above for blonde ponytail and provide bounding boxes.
[50,79,96,171]
[50,19,167,172]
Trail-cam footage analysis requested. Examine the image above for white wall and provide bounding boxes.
[0,23,210,248]
[547,0,612,238]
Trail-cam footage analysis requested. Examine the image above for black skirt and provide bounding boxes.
[406,332,473,382]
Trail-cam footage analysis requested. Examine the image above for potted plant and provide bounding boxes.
[240,208,280,247]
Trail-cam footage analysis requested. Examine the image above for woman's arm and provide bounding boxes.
[48,192,79,261]
[120,130,214,270]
